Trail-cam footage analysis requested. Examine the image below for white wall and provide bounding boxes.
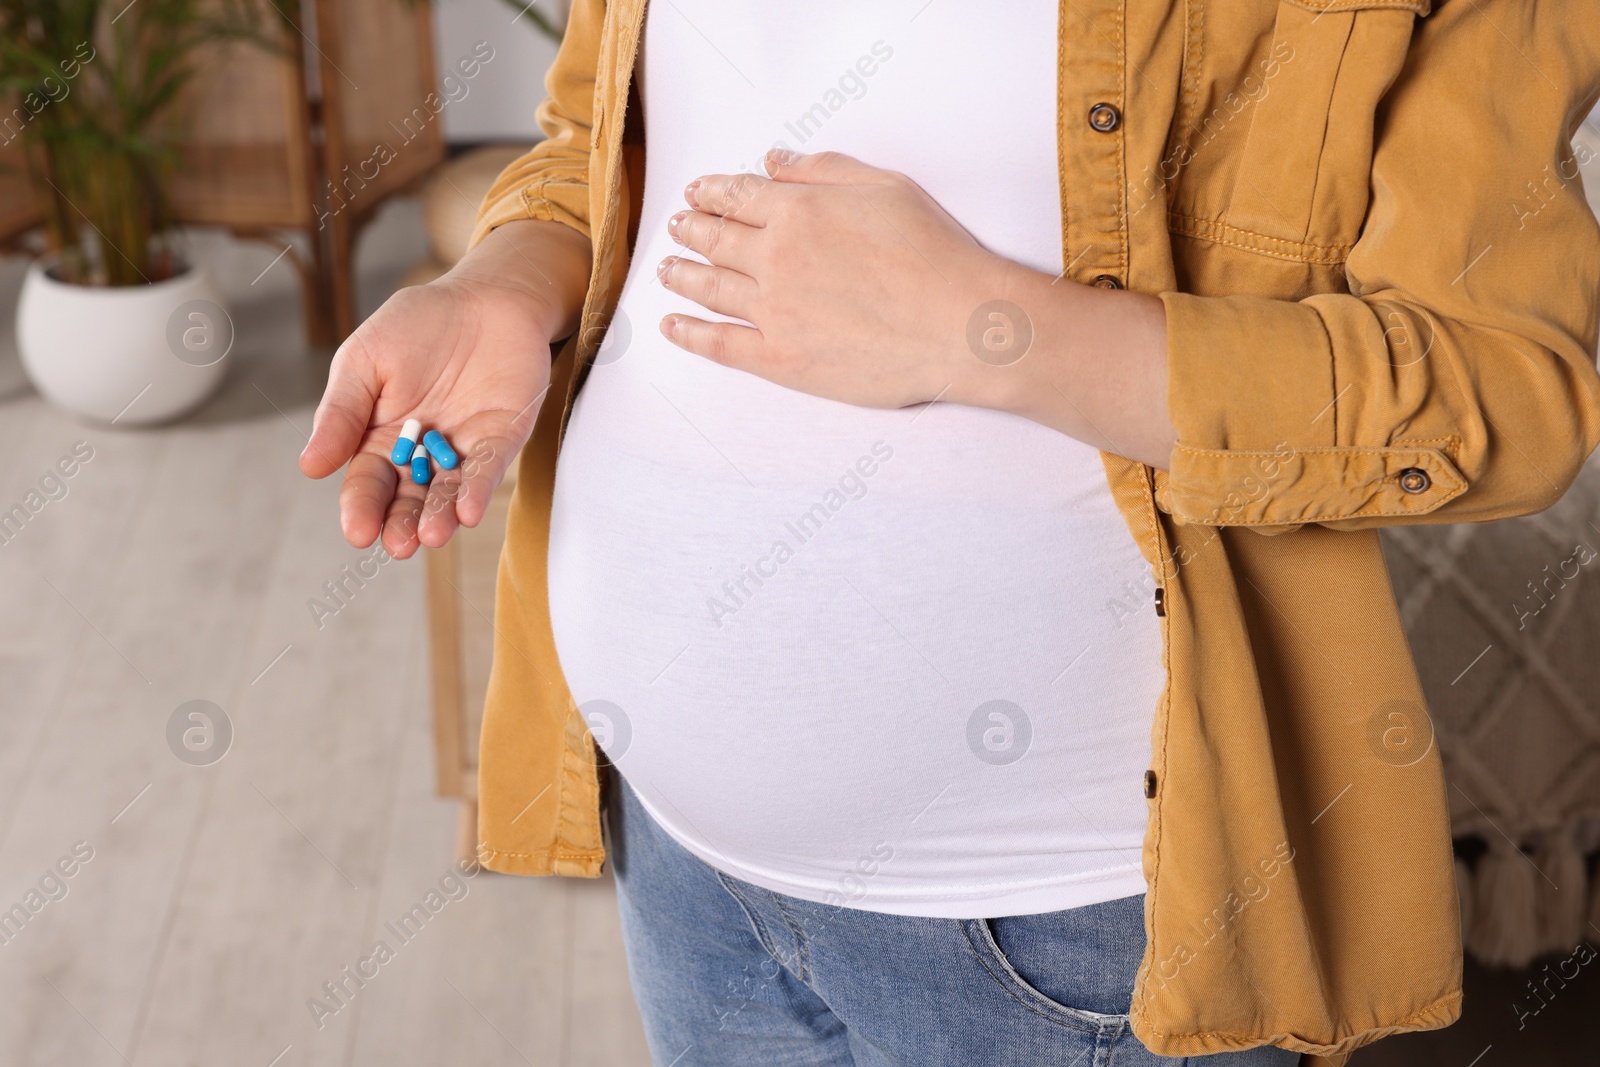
[430,0,564,144]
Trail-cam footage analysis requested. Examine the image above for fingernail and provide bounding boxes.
[668,211,688,240]
[684,179,701,205]
[657,256,676,283]
[660,316,678,340]
[767,148,798,167]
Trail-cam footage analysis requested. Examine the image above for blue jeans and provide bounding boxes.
[606,772,1300,1067]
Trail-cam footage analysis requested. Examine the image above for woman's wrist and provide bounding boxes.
[448,218,594,343]
[948,261,1177,470]
[941,254,1057,413]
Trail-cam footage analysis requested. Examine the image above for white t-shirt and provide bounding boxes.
[547,0,1167,918]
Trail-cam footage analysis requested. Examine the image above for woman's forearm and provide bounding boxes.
[454,217,594,344]
[952,259,1178,472]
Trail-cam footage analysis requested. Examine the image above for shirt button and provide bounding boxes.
[1143,770,1158,799]
[1398,467,1431,494]
[1088,102,1122,133]
[1093,274,1123,290]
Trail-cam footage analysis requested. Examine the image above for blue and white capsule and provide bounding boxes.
[391,418,422,466]
[411,441,432,485]
[422,429,458,470]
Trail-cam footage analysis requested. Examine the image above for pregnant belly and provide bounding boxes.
[543,349,1166,893]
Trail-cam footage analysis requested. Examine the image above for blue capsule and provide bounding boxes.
[391,418,421,466]
[411,442,432,485]
[422,429,458,470]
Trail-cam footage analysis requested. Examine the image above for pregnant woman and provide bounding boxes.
[301,2,1600,1064]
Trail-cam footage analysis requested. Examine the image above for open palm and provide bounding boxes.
[299,278,553,559]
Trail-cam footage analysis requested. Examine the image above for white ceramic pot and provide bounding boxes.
[16,258,232,425]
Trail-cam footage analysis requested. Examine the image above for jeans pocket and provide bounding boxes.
[961,914,1134,1035]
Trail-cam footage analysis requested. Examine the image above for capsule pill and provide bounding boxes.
[411,442,432,485]
[391,418,422,466]
[422,429,459,470]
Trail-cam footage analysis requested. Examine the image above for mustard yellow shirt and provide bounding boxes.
[466,1,1600,1062]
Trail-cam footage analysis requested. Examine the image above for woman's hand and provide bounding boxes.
[660,149,1177,470]
[299,219,592,558]
[656,150,1004,409]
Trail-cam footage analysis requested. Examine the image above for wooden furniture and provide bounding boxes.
[426,465,518,864]
[170,1,446,344]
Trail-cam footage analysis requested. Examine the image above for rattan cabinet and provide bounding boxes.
[171,0,446,342]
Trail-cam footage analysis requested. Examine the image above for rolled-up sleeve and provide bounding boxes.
[467,0,607,249]
[1159,0,1600,532]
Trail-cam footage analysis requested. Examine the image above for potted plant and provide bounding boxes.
[0,0,292,424]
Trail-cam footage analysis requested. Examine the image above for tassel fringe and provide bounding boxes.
[1467,837,1542,968]
[1462,823,1600,969]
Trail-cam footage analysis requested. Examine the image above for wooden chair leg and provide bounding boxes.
[455,798,480,869]
[303,230,337,349]
[327,208,358,342]
[426,540,466,800]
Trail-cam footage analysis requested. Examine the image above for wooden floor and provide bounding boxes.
[0,204,650,1067]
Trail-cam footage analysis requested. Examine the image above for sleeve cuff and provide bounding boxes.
[1157,289,1466,528]
[468,177,593,251]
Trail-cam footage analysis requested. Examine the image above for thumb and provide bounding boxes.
[763,149,882,185]
[300,353,378,479]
